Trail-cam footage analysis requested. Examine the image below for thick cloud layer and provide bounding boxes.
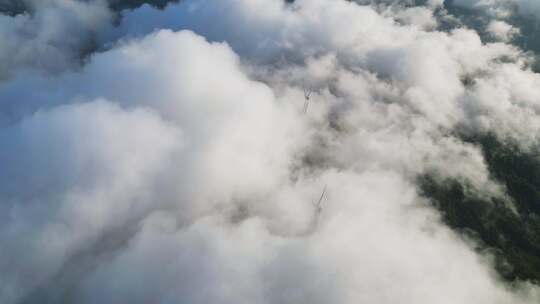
[2,0,540,303]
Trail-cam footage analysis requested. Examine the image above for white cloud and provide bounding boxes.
[453,0,540,19]
[0,100,182,304]
[487,20,520,41]
[1,1,540,303]
[0,0,113,78]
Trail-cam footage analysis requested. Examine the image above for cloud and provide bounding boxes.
[0,0,182,80]
[0,0,113,79]
[486,20,520,41]
[0,100,182,304]
[454,0,540,18]
[74,170,537,304]
[1,0,540,303]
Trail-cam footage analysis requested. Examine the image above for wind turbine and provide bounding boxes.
[313,185,327,217]
[303,87,312,113]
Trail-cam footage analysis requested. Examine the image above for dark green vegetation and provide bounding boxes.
[108,0,179,11]
[0,0,26,16]
[420,134,540,283]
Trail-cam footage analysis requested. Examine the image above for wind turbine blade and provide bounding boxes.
[316,185,327,207]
